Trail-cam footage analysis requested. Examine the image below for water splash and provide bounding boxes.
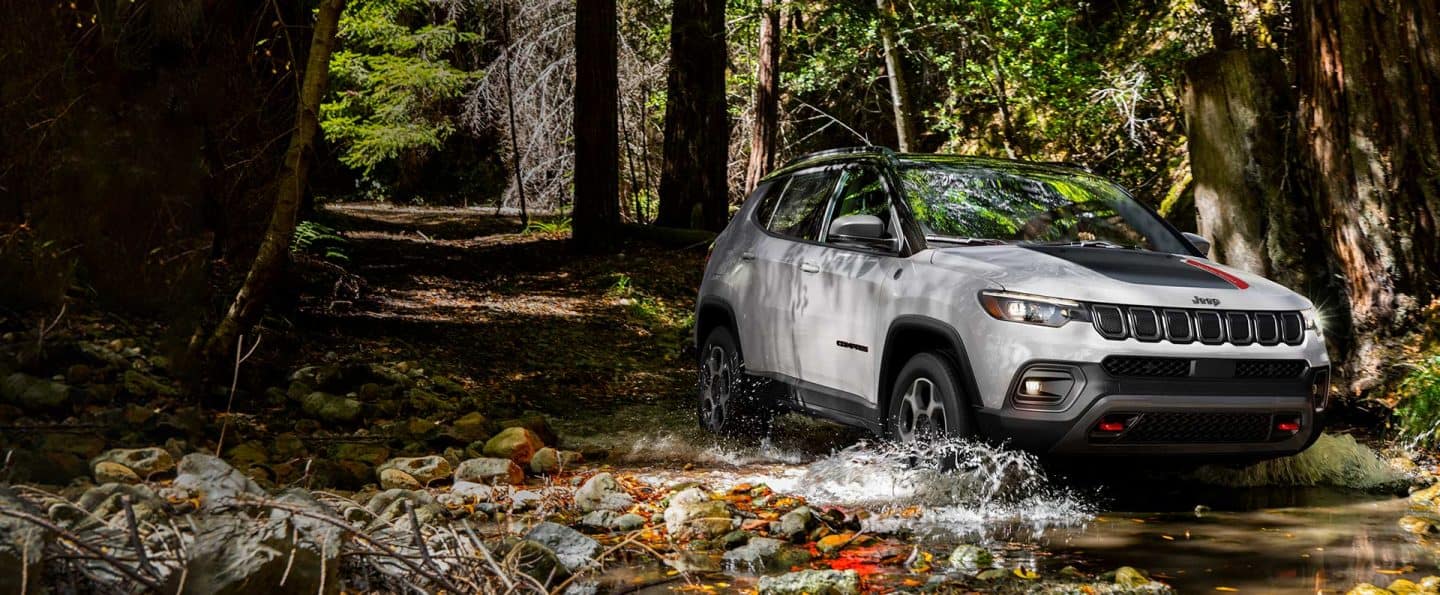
[794,438,1093,538]
[1189,433,1410,490]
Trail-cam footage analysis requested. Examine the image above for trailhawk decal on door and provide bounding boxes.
[836,340,869,353]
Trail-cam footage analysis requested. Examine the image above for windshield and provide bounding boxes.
[898,159,1189,253]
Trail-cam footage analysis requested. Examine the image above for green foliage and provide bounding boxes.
[523,218,572,236]
[321,0,479,184]
[1396,354,1440,448]
[293,220,350,263]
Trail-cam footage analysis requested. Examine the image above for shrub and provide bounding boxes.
[1395,354,1440,449]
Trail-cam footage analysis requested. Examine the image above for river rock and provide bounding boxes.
[948,543,995,573]
[1400,515,1438,534]
[1347,584,1392,595]
[817,533,853,555]
[483,427,545,464]
[185,488,341,595]
[300,391,363,424]
[501,413,559,446]
[723,536,784,571]
[173,453,266,511]
[579,510,620,532]
[526,521,599,571]
[451,411,493,442]
[1,372,72,411]
[613,513,646,531]
[378,468,421,489]
[378,456,451,486]
[575,472,634,512]
[665,487,737,539]
[507,539,570,585]
[92,447,175,479]
[1114,566,1153,589]
[757,569,859,595]
[452,481,496,500]
[454,457,524,485]
[93,461,140,484]
[776,506,815,542]
[529,447,583,474]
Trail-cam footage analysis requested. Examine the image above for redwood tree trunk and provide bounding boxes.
[876,0,915,151]
[198,0,344,366]
[743,0,781,195]
[1183,49,1321,291]
[657,0,730,231]
[1294,0,1440,391]
[572,0,620,250]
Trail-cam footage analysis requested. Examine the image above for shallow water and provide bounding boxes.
[557,405,1429,593]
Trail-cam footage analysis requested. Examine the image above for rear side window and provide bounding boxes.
[766,170,839,241]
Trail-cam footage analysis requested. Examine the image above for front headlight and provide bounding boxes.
[979,290,1089,327]
[1302,307,1324,337]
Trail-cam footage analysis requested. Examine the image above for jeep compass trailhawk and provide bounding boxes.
[694,148,1331,458]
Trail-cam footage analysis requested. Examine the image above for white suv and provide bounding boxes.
[695,148,1331,459]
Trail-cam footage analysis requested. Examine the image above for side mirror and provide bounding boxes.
[830,214,886,240]
[1183,231,1211,256]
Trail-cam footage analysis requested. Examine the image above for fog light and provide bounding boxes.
[1023,379,1044,395]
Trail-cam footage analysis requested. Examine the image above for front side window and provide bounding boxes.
[898,158,1189,253]
[766,169,839,241]
[827,167,894,239]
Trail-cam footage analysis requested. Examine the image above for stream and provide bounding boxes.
[556,402,1429,593]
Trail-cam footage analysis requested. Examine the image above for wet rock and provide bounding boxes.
[332,443,390,467]
[483,427,545,464]
[451,411,493,442]
[1,372,72,411]
[42,431,106,459]
[364,489,444,531]
[93,461,140,484]
[1412,483,1440,509]
[378,456,451,486]
[526,521,599,571]
[122,369,176,398]
[1387,579,1421,593]
[720,530,752,550]
[665,487,736,539]
[1347,584,1392,595]
[65,364,93,384]
[948,543,995,573]
[613,513,646,532]
[817,533,854,555]
[378,468,421,489]
[1421,577,1440,592]
[506,539,570,586]
[1400,515,1438,535]
[93,447,175,479]
[530,447,583,474]
[184,488,341,595]
[575,473,634,512]
[757,569,860,595]
[511,489,545,510]
[454,457,524,485]
[722,536,784,571]
[173,453,266,511]
[0,486,47,594]
[976,568,1009,581]
[501,413,559,446]
[1114,566,1153,589]
[301,391,363,424]
[776,506,815,542]
[225,442,270,469]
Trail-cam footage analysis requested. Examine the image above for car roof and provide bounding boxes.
[766,147,1095,181]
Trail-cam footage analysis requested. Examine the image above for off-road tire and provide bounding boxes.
[886,351,975,442]
[697,326,776,437]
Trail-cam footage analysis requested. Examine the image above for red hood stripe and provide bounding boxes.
[1183,259,1250,289]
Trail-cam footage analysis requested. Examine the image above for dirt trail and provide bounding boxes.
[302,203,705,417]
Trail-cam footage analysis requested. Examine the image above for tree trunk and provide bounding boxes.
[197,0,344,366]
[875,0,914,151]
[1182,49,1322,293]
[657,0,730,231]
[743,0,781,195]
[573,0,620,250]
[1294,0,1440,391]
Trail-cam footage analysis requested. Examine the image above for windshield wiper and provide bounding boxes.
[926,236,1007,246]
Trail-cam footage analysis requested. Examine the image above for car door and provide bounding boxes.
[791,165,905,408]
[737,166,844,380]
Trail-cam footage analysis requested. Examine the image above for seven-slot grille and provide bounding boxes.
[1091,305,1304,346]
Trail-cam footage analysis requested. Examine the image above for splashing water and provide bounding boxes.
[794,438,1093,538]
[1189,433,1411,489]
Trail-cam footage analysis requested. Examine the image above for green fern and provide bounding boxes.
[293,221,350,263]
[1396,354,1440,448]
[523,218,572,235]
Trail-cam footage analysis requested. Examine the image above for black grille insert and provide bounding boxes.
[1103,356,1191,378]
[1196,311,1225,343]
[1235,359,1308,379]
[1102,412,1281,443]
[1255,312,1280,345]
[1130,308,1161,341]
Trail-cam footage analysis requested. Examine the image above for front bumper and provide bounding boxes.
[976,361,1327,458]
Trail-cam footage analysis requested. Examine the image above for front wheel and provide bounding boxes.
[697,326,775,437]
[887,352,974,442]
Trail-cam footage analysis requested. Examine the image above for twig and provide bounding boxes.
[216,332,262,455]
[36,303,67,352]
[122,495,158,579]
[0,507,161,591]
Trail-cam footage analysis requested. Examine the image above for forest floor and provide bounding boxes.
[2,204,1440,594]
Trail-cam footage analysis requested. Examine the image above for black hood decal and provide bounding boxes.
[1022,245,1238,290]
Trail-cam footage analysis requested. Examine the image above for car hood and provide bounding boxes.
[928,244,1312,310]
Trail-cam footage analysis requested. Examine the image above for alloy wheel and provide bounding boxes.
[896,377,946,442]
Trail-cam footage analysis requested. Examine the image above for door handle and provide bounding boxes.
[800,261,820,274]
[739,251,756,261]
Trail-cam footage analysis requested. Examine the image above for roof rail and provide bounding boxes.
[779,146,896,169]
